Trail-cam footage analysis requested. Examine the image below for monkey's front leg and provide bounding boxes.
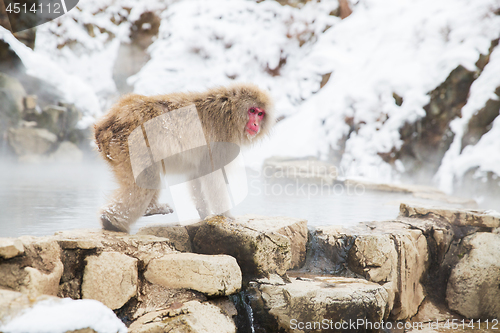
[100,183,156,233]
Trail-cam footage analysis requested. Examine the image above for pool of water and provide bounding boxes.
[0,160,447,238]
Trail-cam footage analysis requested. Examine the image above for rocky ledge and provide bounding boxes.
[0,207,499,332]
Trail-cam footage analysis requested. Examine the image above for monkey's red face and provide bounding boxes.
[245,107,265,137]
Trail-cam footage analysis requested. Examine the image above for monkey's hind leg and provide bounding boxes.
[143,190,174,216]
[100,182,157,233]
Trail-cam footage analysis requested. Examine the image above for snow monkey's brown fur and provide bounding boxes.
[94,83,274,233]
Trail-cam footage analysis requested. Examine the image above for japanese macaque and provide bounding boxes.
[94,83,274,233]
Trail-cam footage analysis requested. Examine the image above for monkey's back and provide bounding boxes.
[94,93,198,165]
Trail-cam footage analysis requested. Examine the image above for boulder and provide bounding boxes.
[446,232,500,318]
[54,229,177,265]
[49,141,83,163]
[343,181,476,207]
[0,236,63,297]
[23,103,82,139]
[400,203,500,228]
[263,156,338,185]
[248,276,388,333]
[7,127,57,156]
[311,221,428,320]
[128,300,236,333]
[127,282,207,321]
[0,238,24,259]
[82,251,138,310]
[23,95,37,110]
[192,215,307,279]
[394,65,476,182]
[0,73,24,148]
[144,253,241,296]
[0,72,25,113]
[0,289,126,333]
[0,289,57,325]
[137,224,193,252]
[113,11,161,93]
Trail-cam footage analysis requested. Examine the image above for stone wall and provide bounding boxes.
[1,210,499,332]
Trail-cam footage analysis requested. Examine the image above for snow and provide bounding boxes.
[436,45,500,193]
[129,0,500,183]
[0,26,102,128]
[130,0,338,112]
[0,298,127,333]
[296,0,500,182]
[1,0,500,185]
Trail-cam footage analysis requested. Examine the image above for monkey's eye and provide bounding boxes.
[249,108,255,113]
[258,112,263,116]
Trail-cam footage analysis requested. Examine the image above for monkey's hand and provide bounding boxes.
[144,203,174,216]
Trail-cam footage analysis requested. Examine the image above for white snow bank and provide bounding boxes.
[303,0,500,182]
[2,0,499,186]
[436,45,500,193]
[130,0,338,116]
[0,27,102,128]
[130,0,500,183]
[0,298,127,333]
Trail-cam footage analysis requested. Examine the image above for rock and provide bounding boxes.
[0,238,24,259]
[56,238,103,250]
[412,191,477,207]
[82,251,138,310]
[209,297,238,318]
[344,180,443,194]
[192,215,307,279]
[341,180,476,207]
[127,282,207,321]
[137,224,193,252]
[248,276,388,333]
[393,65,476,182]
[410,298,461,324]
[128,300,236,333]
[462,86,500,149]
[7,127,57,156]
[263,156,338,185]
[54,229,177,265]
[0,236,64,297]
[348,234,398,284]
[0,289,127,333]
[22,103,84,146]
[446,232,500,318]
[23,95,37,110]
[52,230,177,301]
[144,253,241,296]
[49,141,83,163]
[0,72,26,114]
[400,203,500,228]
[0,73,25,150]
[113,11,161,93]
[0,289,58,326]
[310,221,428,320]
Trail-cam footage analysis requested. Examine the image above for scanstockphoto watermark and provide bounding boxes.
[250,178,366,198]
[249,161,370,198]
[289,319,426,331]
